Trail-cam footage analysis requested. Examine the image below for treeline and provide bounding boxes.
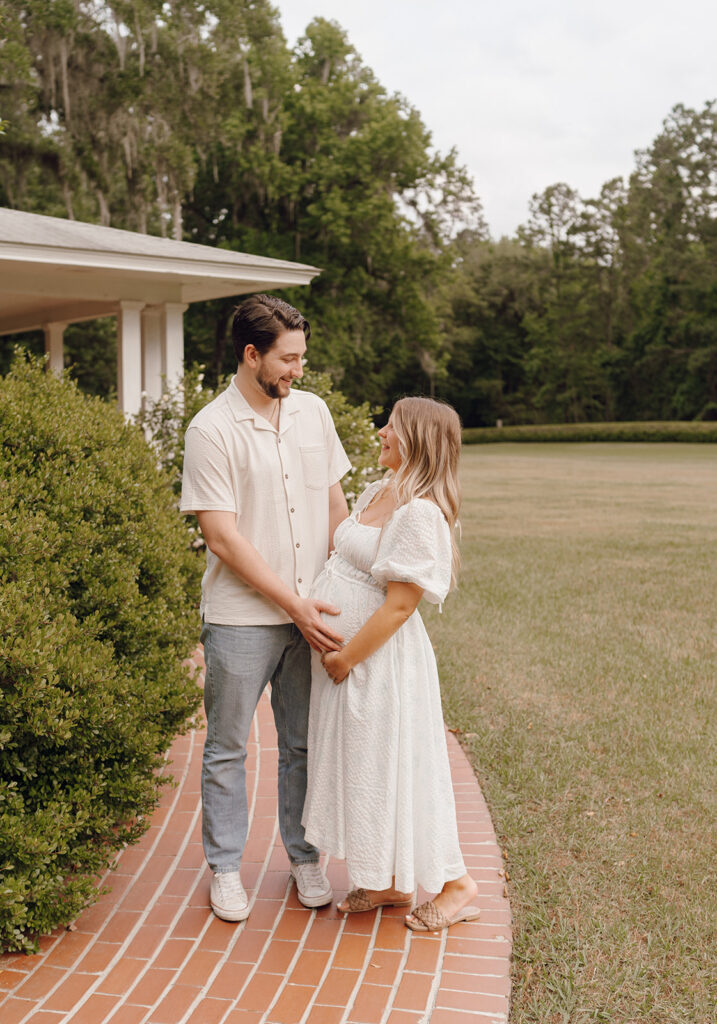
[440,107,717,425]
[0,0,481,410]
[1,2,715,425]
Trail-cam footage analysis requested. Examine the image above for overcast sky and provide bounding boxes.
[278,0,717,238]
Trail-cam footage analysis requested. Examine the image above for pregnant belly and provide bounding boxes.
[311,569,384,643]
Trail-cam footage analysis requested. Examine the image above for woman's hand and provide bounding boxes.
[318,581,423,685]
[320,649,351,685]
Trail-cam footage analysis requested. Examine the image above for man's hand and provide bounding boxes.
[320,649,351,684]
[197,512,344,652]
[291,597,344,653]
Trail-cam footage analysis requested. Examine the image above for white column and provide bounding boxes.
[141,306,163,406]
[160,302,188,393]
[43,321,67,376]
[117,301,145,417]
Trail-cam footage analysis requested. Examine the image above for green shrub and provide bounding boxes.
[0,354,203,953]
[294,369,382,504]
[462,421,717,443]
[137,366,382,513]
[696,402,717,422]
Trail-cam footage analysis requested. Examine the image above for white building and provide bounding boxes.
[0,208,320,415]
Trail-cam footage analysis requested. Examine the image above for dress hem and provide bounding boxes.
[303,827,466,894]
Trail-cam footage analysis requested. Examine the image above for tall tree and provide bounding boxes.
[2,5,482,412]
[437,232,539,426]
[184,17,484,405]
[518,183,614,422]
[441,102,717,426]
[619,101,717,419]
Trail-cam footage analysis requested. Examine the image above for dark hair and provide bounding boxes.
[232,294,311,363]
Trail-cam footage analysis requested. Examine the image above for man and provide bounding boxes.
[180,294,350,921]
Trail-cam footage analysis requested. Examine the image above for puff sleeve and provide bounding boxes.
[370,499,452,605]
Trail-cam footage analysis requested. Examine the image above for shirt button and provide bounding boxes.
[297,578,302,584]
[296,542,300,548]
[277,437,282,444]
[290,507,295,513]
[285,473,289,479]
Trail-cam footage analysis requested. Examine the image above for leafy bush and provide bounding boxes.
[462,421,717,444]
[696,402,717,422]
[137,366,382,512]
[0,354,203,952]
[294,369,382,504]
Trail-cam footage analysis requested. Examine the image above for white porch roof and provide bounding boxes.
[0,208,319,333]
[0,208,320,414]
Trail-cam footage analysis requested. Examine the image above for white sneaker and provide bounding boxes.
[210,871,250,921]
[291,861,333,908]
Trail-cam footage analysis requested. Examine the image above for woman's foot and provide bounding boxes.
[405,874,479,930]
[338,885,413,913]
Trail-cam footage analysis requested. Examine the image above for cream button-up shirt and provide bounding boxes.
[180,379,351,626]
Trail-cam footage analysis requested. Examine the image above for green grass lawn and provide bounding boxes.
[425,444,717,1024]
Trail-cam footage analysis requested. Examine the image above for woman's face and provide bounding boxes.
[378,417,402,471]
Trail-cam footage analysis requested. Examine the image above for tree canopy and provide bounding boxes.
[0,1,483,410]
[1,3,715,424]
[439,101,717,424]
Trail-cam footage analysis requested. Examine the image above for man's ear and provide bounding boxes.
[244,344,259,368]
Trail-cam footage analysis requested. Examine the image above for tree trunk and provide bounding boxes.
[97,190,110,226]
[112,13,126,70]
[243,59,253,108]
[173,196,182,240]
[212,306,231,382]
[134,7,145,76]
[62,181,75,220]
[59,38,71,123]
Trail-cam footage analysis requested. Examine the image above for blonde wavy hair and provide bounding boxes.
[383,396,462,588]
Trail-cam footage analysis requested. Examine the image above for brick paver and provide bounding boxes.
[0,650,511,1022]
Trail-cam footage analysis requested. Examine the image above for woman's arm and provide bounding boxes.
[328,480,349,554]
[321,580,424,684]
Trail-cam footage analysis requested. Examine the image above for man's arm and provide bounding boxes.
[328,480,349,554]
[197,510,344,653]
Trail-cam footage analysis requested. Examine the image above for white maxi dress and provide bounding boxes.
[302,482,466,894]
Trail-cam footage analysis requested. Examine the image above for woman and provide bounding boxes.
[302,396,479,931]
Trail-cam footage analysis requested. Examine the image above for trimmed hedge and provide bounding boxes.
[462,421,717,444]
[0,355,203,952]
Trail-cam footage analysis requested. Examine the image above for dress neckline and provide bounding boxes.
[355,480,394,529]
[353,513,381,530]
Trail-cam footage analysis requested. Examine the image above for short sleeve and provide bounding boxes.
[370,499,452,605]
[180,426,237,515]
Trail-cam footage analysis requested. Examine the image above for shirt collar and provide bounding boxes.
[226,376,301,433]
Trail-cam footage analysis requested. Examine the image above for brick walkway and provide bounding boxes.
[0,652,511,1024]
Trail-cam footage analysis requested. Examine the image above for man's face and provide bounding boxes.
[254,329,306,399]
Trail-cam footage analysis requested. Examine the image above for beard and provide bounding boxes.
[256,366,287,399]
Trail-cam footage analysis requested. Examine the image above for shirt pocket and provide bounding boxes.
[300,444,329,490]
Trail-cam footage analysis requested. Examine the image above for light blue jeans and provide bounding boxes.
[200,621,319,872]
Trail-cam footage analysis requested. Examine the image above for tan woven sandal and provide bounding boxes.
[405,899,480,932]
[340,887,414,913]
